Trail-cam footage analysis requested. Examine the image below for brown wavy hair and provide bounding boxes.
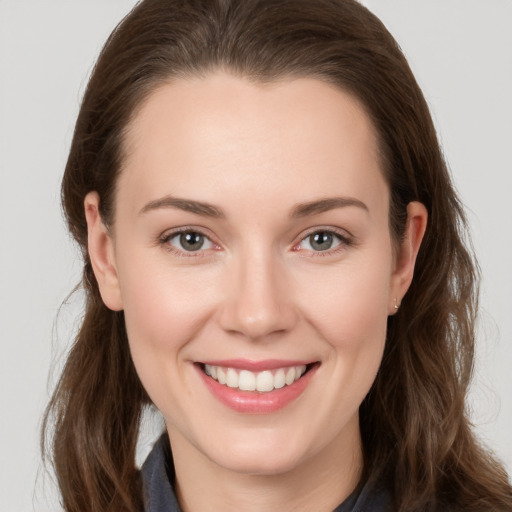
[42,1,512,511]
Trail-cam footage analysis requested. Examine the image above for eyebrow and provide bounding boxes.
[139,196,225,218]
[139,195,368,218]
[291,197,369,218]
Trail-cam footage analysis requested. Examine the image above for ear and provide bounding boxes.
[388,201,428,315]
[84,191,123,311]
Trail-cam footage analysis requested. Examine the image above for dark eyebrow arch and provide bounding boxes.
[291,197,369,218]
[139,196,225,218]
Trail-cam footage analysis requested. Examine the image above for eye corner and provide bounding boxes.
[290,240,303,253]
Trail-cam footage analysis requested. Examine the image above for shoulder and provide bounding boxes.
[334,478,392,512]
[140,434,182,512]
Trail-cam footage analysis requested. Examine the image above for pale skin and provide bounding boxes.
[85,73,427,512]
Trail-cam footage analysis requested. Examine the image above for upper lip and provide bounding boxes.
[198,359,316,372]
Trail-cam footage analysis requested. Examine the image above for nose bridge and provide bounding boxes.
[219,242,296,340]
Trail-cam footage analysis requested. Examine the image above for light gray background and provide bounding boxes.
[0,1,511,510]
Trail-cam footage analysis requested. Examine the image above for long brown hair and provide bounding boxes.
[42,1,512,511]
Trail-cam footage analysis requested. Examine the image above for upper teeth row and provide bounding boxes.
[204,365,307,393]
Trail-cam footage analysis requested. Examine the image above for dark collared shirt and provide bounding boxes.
[141,435,391,511]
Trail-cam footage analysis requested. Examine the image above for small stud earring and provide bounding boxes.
[394,297,400,310]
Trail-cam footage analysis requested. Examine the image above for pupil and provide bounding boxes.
[311,232,333,251]
[180,232,204,251]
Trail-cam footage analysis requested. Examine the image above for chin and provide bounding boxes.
[200,429,312,476]
[212,448,305,476]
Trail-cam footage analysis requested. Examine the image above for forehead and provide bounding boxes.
[118,72,385,217]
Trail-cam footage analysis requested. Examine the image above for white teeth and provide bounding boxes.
[204,364,307,393]
[256,370,274,392]
[285,367,296,385]
[217,367,227,385]
[226,368,238,388]
[274,368,286,389]
[205,364,217,379]
[239,370,256,391]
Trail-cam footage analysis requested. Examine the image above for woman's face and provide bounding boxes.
[87,72,424,477]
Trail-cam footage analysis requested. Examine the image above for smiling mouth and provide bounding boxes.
[199,363,315,393]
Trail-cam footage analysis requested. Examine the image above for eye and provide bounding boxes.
[297,230,348,252]
[164,230,216,253]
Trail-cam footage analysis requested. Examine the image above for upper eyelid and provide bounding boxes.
[296,226,353,242]
[160,226,217,242]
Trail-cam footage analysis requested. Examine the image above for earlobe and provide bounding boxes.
[389,201,428,315]
[84,192,123,311]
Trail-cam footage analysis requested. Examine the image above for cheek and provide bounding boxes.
[119,249,216,336]
[296,251,392,353]
[283,252,392,452]
[117,255,219,392]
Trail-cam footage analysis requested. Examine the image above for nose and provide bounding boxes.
[218,250,298,340]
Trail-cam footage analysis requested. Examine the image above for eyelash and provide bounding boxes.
[292,228,354,257]
[159,227,220,258]
[158,227,354,257]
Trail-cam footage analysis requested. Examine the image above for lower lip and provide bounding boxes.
[196,364,318,414]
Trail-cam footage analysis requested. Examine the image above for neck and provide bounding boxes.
[168,418,363,512]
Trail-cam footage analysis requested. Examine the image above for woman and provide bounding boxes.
[42,0,512,511]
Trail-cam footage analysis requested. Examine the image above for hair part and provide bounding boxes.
[43,1,512,511]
